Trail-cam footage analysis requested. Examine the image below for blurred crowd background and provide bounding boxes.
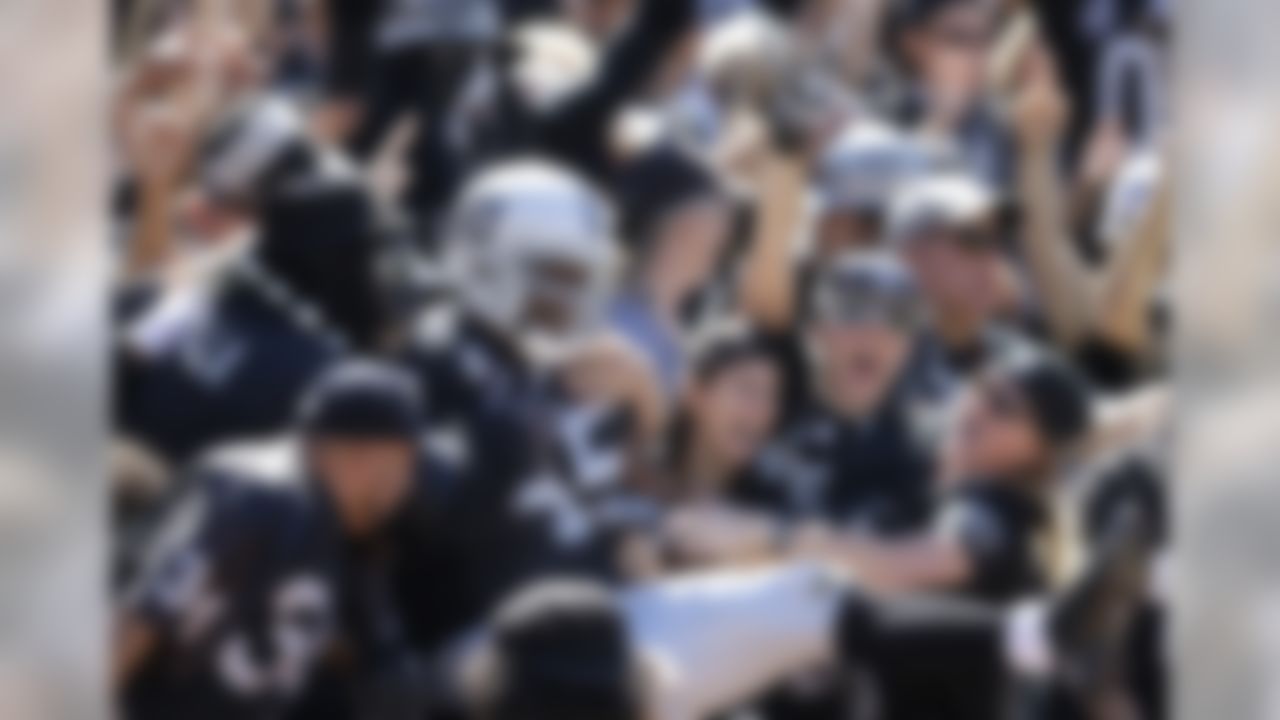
[104,0,1176,719]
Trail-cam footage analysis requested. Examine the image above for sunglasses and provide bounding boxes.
[812,279,923,331]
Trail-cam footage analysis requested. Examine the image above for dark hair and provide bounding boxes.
[614,143,725,254]
[999,351,1093,449]
[663,320,780,484]
[253,176,387,349]
[881,0,985,75]
[482,579,641,720]
[686,319,778,383]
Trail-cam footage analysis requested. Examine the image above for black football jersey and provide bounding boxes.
[400,313,646,626]
[123,462,345,720]
[118,282,341,465]
[934,483,1050,603]
[735,397,938,537]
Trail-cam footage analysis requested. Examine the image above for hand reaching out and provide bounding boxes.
[663,504,780,566]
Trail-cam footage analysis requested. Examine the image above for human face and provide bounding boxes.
[562,0,634,39]
[689,357,781,473]
[948,377,1047,480]
[811,318,912,419]
[520,255,597,338]
[814,210,883,260]
[176,189,249,244]
[903,223,1003,332]
[647,199,733,306]
[908,2,993,116]
[311,438,416,537]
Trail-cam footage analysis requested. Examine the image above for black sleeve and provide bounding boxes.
[759,329,810,424]
[346,48,430,161]
[1083,456,1167,547]
[325,0,384,99]
[534,0,696,178]
[123,477,249,635]
[499,0,560,24]
[1027,0,1097,163]
[935,495,1035,601]
[1073,334,1150,392]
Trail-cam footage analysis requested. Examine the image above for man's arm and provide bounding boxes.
[790,524,974,594]
[1089,175,1171,357]
[737,136,809,330]
[1012,57,1098,348]
[661,502,975,595]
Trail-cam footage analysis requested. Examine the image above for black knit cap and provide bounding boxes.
[999,350,1093,447]
[488,577,640,720]
[297,359,424,441]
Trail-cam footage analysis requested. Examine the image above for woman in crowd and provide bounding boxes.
[653,319,783,505]
[664,347,1093,605]
[610,144,738,397]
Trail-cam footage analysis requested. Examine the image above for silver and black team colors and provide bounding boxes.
[398,315,647,638]
[123,464,345,720]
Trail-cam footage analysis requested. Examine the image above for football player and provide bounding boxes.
[398,158,644,641]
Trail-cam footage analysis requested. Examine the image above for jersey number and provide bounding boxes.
[215,575,333,699]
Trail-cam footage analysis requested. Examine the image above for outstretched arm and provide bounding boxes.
[1089,175,1171,358]
[737,133,809,330]
[1012,56,1099,348]
[790,523,974,594]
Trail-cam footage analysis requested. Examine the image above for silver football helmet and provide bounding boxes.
[445,159,621,362]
